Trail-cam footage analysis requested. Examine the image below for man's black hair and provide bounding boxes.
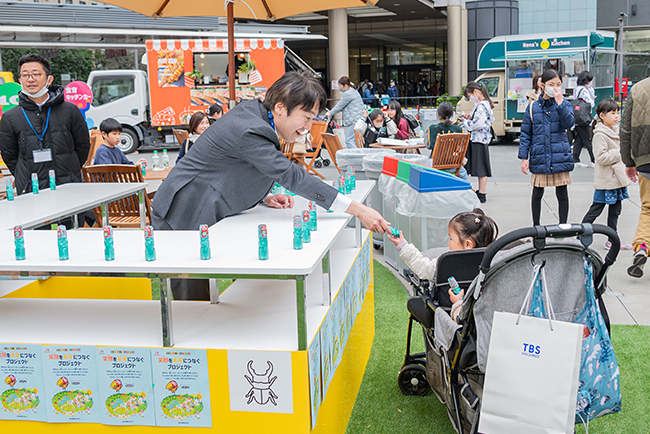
[577,70,594,86]
[18,53,52,76]
[263,71,327,115]
[99,118,123,134]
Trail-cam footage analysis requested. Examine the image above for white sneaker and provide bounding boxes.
[588,162,595,168]
[575,162,588,168]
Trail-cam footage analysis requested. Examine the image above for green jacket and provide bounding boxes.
[621,76,650,168]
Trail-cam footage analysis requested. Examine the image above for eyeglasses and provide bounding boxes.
[20,73,44,80]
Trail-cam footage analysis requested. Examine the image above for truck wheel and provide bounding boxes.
[117,128,139,154]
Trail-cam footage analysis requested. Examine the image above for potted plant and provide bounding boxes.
[238,59,256,84]
[187,69,203,87]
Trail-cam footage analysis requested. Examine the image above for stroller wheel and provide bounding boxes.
[323,159,331,166]
[398,364,430,396]
[373,243,381,250]
[314,161,323,168]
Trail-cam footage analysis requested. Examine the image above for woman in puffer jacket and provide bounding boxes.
[519,69,575,226]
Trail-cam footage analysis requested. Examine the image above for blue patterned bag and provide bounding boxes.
[573,260,622,424]
[528,260,621,426]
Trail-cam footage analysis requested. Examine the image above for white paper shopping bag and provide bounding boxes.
[479,311,582,434]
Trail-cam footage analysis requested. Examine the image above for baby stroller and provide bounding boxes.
[398,223,620,434]
[310,116,339,169]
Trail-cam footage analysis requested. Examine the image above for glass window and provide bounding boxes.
[478,76,499,98]
[91,76,135,107]
[590,52,614,88]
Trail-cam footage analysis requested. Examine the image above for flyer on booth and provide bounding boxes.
[41,345,100,423]
[308,334,321,429]
[151,348,211,427]
[320,296,341,399]
[0,344,46,421]
[95,347,155,426]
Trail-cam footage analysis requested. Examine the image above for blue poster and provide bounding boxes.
[320,298,338,399]
[151,348,211,428]
[41,345,100,423]
[0,344,46,421]
[308,333,321,430]
[95,347,155,426]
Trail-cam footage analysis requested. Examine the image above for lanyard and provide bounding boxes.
[22,107,51,149]
[267,110,276,131]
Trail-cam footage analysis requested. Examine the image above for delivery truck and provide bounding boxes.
[86,38,306,153]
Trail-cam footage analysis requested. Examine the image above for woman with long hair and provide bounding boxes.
[462,81,495,203]
[386,100,410,140]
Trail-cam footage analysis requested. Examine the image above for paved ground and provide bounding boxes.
[131,142,648,326]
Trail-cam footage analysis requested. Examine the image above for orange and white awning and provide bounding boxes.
[147,39,284,52]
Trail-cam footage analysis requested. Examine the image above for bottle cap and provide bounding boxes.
[14,226,23,239]
[144,226,154,239]
[103,226,113,238]
[57,225,67,238]
[200,224,209,237]
[293,215,302,228]
[259,224,267,238]
[302,210,310,222]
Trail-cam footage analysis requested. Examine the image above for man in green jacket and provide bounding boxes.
[621,76,650,278]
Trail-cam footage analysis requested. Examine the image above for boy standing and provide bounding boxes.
[93,118,146,166]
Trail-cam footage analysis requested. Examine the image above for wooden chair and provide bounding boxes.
[309,120,328,153]
[354,130,364,148]
[172,128,189,151]
[293,134,326,179]
[430,132,470,177]
[322,133,344,173]
[81,164,152,228]
[85,130,103,166]
[279,138,295,159]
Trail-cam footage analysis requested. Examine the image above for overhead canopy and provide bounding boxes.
[492,51,585,61]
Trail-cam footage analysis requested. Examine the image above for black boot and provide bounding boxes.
[475,190,487,203]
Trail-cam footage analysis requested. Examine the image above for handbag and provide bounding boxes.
[573,259,622,425]
[479,263,583,434]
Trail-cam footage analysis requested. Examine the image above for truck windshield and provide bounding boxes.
[478,77,499,98]
[92,76,135,107]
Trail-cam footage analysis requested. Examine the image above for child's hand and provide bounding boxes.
[136,158,147,167]
[387,230,404,246]
[449,288,464,304]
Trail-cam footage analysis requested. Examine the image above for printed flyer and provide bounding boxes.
[157,50,185,88]
[308,334,321,429]
[0,344,46,421]
[151,348,211,427]
[95,347,155,426]
[41,345,100,423]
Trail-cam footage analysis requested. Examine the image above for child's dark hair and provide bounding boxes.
[531,74,541,92]
[368,109,384,122]
[577,70,594,86]
[437,102,454,126]
[464,81,494,109]
[99,118,122,134]
[590,99,619,139]
[449,208,499,248]
[540,68,560,84]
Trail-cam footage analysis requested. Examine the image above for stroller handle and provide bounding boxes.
[480,223,620,274]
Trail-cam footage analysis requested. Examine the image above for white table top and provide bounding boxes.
[0,182,148,230]
[0,180,373,276]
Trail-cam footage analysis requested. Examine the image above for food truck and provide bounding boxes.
[458,30,616,140]
[86,38,290,153]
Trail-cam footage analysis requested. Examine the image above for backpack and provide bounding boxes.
[403,113,420,131]
[571,99,592,127]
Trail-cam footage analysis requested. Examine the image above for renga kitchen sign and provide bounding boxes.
[507,36,587,52]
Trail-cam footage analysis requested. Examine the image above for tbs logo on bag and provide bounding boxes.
[521,343,541,358]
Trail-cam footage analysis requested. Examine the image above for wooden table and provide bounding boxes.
[370,142,426,154]
[143,167,172,181]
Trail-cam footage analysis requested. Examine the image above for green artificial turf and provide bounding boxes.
[346,260,650,434]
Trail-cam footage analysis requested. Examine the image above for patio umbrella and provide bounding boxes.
[98,0,378,105]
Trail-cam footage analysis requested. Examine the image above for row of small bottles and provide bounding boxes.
[5,170,57,200]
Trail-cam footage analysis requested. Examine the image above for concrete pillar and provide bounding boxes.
[461,7,468,87]
[328,8,349,104]
[447,4,462,96]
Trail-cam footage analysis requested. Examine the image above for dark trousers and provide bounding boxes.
[573,125,594,163]
[531,186,569,226]
[582,200,622,232]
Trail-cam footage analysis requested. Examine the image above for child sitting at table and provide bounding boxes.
[93,118,146,167]
[388,208,498,320]
[427,102,469,181]
[354,109,397,147]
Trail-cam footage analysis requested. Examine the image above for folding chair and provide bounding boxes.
[279,138,295,159]
[82,165,152,228]
[430,132,470,177]
[321,132,344,174]
[172,128,190,151]
[85,130,104,166]
[355,130,364,148]
[293,135,326,179]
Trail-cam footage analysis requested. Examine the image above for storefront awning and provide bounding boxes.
[491,50,584,61]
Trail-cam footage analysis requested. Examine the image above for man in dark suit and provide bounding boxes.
[152,72,389,299]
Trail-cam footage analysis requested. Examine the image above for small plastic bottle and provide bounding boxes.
[140,161,147,178]
[388,226,400,237]
[302,210,311,243]
[104,226,115,261]
[309,201,317,231]
[6,178,14,201]
[57,225,69,261]
[162,149,170,169]
[448,276,461,295]
[144,226,156,261]
[152,150,160,171]
[258,224,269,260]
[14,226,25,261]
[199,224,211,260]
[344,170,352,194]
[31,173,39,194]
[49,170,56,190]
[338,176,346,195]
[293,215,303,250]
[351,167,357,190]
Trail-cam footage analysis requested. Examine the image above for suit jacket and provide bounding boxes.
[152,99,339,230]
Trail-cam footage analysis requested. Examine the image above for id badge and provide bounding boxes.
[33,148,52,163]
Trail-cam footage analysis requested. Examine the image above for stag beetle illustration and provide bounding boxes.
[244,360,278,406]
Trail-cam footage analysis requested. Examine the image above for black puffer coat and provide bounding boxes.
[0,86,90,194]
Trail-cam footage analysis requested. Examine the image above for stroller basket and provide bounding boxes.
[398,223,620,434]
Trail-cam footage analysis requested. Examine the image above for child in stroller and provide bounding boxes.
[396,223,621,434]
